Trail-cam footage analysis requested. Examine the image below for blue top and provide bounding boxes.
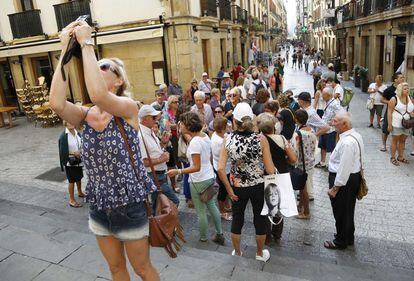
[82,117,156,210]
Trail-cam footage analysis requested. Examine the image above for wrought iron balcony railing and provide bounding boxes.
[219,0,232,21]
[200,0,218,17]
[241,9,248,25]
[232,4,242,23]
[54,0,92,31]
[8,9,43,39]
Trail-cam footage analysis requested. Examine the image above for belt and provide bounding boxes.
[154,170,166,174]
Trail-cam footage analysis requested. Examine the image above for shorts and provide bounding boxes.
[391,127,412,136]
[369,105,384,116]
[318,131,337,152]
[89,202,149,241]
[65,165,83,183]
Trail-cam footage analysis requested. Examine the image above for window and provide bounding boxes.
[20,0,34,11]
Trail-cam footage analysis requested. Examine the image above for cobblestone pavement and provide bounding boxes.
[0,56,414,280]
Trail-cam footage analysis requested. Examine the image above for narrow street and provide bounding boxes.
[0,57,413,281]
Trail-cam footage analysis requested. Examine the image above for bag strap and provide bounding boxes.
[297,130,306,173]
[347,134,363,172]
[114,117,156,216]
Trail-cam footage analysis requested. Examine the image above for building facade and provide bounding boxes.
[336,0,414,83]
[0,0,287,107]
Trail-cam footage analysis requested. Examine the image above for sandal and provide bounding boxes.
[390,158,400,166]
[295,213,310,220]
[324,241,345,250]
[221,213,232,221]
[78,193,85,198]
[69,201,82,208]
[380,147,387,152]
[315,162,326,168]
[397,158,409,164]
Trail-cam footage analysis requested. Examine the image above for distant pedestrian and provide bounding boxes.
[325,112,364,250]
[303,53,311,73]
[292,52,298,69]
[269,67,283,99]
[367,75,387,128]
[168,77,184,97]
[387,82,414,166]
[313,79,326,118]
[310,61,322,93]
[252,88,270,116]
[199,72,213,96]
[191,90,214,129]
[380,72,404,152]
[275,96,296,141]
[58,121,84,208]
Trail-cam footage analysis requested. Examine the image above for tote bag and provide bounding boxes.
[261,173,298,221]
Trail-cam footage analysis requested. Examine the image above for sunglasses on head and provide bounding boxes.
[99,62,120,77]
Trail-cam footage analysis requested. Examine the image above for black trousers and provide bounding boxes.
[231,183,266,235]
[328,172,360,248]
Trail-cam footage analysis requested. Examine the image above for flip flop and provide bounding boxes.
[324,241,344,250]
[397,158,409,164]
[390,158,400,166]
[69,202,82,208]
[78,194,85,198]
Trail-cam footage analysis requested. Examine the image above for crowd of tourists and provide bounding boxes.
[50,21,376,281]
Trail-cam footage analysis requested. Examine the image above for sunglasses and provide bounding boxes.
[215,110,223,113]
[99,62,120,77]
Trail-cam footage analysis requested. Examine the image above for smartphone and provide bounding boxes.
[76,15,90,22]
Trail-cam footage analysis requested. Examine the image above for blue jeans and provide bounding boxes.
[149,172,179,208]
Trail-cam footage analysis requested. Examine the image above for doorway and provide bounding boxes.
[394,36,406,73]
[31,57,52,88]
[0,62,18,107]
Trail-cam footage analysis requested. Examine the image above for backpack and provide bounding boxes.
[253,79,265,94]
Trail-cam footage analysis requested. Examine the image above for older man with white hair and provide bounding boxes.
[191,90,214,128]
[315,87,343,168]
[324,112,364,250]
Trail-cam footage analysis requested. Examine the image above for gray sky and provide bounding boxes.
[285,0,296,37]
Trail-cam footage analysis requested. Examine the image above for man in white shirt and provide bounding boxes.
[198,72,212,96]
[138,105,179,206]
[325,112,364,250]
[191,90,214,129]
[327,78,346,110]
[248,70,268,106]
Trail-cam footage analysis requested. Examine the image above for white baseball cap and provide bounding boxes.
[328,63,334,68]
[202,72,208,77]
[159,83,167,90]
[138,105,161,119]
[233,102,254,122]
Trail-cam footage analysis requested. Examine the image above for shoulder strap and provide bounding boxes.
[297,130,306,172]
[348,134,363,171]
[114,117,161,191]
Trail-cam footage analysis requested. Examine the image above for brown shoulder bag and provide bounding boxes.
[115,118,185,258]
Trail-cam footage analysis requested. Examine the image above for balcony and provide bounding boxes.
[200,0,218,17]
[54,0,92,31]
[232,5,242,24]
[250,17,264,32]
[241,9,248,25]
[219,0,232,21]
[8,10,43,39]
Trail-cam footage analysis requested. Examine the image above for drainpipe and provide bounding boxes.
[159,15,170,85]
[18,55,26,82]
[169,0,180,80]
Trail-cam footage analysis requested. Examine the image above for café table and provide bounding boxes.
[0,106,18,128]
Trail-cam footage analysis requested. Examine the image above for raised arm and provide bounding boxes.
[73,22,138,122]
[49,22,88,127]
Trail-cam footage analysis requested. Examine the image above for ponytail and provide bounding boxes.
[235,116,254,132]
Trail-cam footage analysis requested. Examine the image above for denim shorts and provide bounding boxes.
[89,202,149,241]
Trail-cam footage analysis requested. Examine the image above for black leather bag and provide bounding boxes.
[290,130,308,191]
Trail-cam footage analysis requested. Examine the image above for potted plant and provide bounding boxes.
[359,67,369,93]
[353,64,361,87]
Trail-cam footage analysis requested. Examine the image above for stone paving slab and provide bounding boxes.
[0,247,13,261]
[0,253,50,281]
[32,264,97,281]
[0,225,81,264]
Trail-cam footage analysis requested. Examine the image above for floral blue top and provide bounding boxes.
[82,117,156,210]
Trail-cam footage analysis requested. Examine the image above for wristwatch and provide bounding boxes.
[81,39,94,49]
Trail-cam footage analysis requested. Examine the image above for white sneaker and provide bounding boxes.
[255,249,270,262]
[231,250,243,257]
[411,151,414,156]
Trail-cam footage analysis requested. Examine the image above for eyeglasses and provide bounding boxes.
[229,94,237,98]
[215,110,223,113]
[99,62,120,77]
